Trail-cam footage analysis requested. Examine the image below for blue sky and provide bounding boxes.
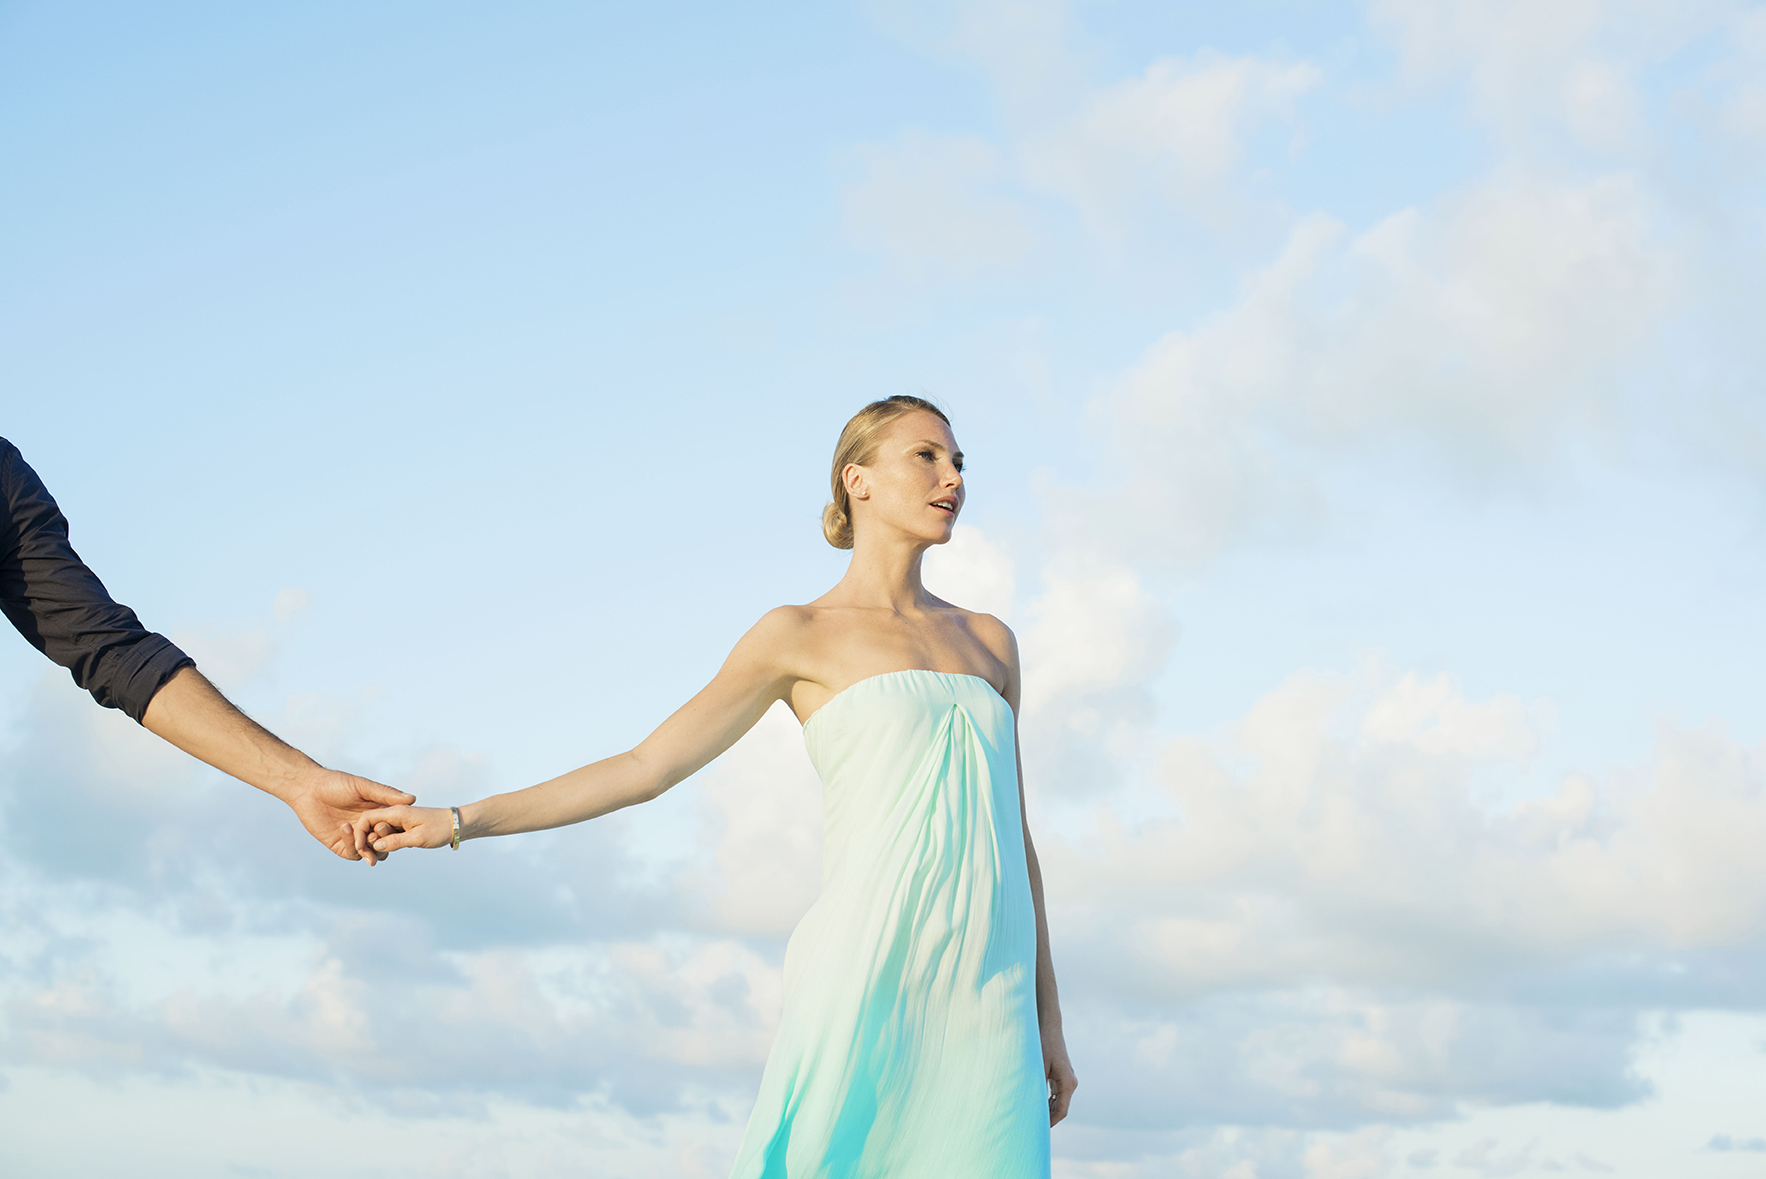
[3,2,1765,1177]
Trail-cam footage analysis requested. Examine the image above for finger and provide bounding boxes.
[372,830,431,855]
[351,812,390,859]
[331,822,363,863]
[357,779,417,807]
[1049,1070,1076,1126]
[351,816,370,856]
[352,806,400,835]
[343,820,378,866]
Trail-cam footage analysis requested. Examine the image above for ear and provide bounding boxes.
[842,462,869,500]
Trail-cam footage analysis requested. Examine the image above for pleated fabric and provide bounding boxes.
[728,669,1050,1179]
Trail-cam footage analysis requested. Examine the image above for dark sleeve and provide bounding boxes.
[0,437,194,723]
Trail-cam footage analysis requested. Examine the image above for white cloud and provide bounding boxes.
[863,0,1085,114]
[840,130,1036,278]
[1051,666,1766,1008]
[989,662,1764,1163]
[922,523,1017,620]
[1306,1128,1394,1179]
[1018,553,1175,799]
[859,14,1325,251]
[170,622,279,686]
[1561,58,1641,151]
[4,894,781,1113]
[1367,0,1735,153]
[1027,51,1321,231]
[1358,671,1537,760]
[680,703,824,938]
[1093,169,1673,562]
[272,587,311,622]
[0,1063,747,1179]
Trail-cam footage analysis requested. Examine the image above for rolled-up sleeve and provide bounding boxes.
[0,437,194,722]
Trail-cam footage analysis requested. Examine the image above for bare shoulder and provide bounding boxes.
[748,603,818,638]
[717,604,821,681]
[959,608,1018,666]
[937,604,1020,704]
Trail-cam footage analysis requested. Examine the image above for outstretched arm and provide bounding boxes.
[353,609,802,857]
[142,666,414,863]
[0,440,412,863]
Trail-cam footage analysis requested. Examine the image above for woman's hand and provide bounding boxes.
[350,805,454,860]
[1043,1025,1078,1127]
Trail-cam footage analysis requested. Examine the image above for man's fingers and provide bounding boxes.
[335,820,376,865]
[357,779,416,807]
[331,823,364,862]
[351,811,393,858]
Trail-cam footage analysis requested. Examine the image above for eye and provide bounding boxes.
[916,449,934,461]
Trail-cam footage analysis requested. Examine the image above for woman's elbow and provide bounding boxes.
[623,750,677,805]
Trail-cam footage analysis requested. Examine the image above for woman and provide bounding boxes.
[353,396,1077,1176]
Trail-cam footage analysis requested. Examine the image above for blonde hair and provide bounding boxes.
[821,395,952,549]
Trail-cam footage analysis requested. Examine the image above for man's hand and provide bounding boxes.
[286,768,416,864]
[142,667,414,863]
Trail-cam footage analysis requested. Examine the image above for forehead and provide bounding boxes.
[879,409,960,450]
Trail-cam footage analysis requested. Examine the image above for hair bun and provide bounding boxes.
[822,502,854,550]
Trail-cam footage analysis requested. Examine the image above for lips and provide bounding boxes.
[930,498,957,515]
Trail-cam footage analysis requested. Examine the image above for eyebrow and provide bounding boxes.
[910,439,965,461]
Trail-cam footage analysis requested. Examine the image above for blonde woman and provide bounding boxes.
[353,396,1076,1176]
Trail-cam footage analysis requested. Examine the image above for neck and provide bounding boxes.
[835,530,935,613]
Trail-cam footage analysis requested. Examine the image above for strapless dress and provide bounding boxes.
[727,669,1051,1178]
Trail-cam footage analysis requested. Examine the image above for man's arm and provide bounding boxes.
[1,437,412,861]
[0,437,194,720]
[142,667,413,863]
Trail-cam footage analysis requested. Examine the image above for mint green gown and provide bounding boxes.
[728,669,1051,1179]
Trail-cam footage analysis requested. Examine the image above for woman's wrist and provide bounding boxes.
[456,800,487,842]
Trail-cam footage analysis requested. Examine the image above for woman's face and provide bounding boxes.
[848,410,965,547]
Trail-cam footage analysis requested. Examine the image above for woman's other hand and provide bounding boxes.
[1044,1028,1077,1126]
[350,805,453,859]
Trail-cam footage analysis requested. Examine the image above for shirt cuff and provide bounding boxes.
[102,635,196,724]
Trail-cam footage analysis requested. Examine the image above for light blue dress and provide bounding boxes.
[729,669,1051,1178]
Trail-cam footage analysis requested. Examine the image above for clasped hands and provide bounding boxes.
[283,766,455,867]
[348,803,459,862]
[286,770,450,866]
[284,766,414,866]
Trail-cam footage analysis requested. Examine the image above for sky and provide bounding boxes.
[2,1,1765,1176]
